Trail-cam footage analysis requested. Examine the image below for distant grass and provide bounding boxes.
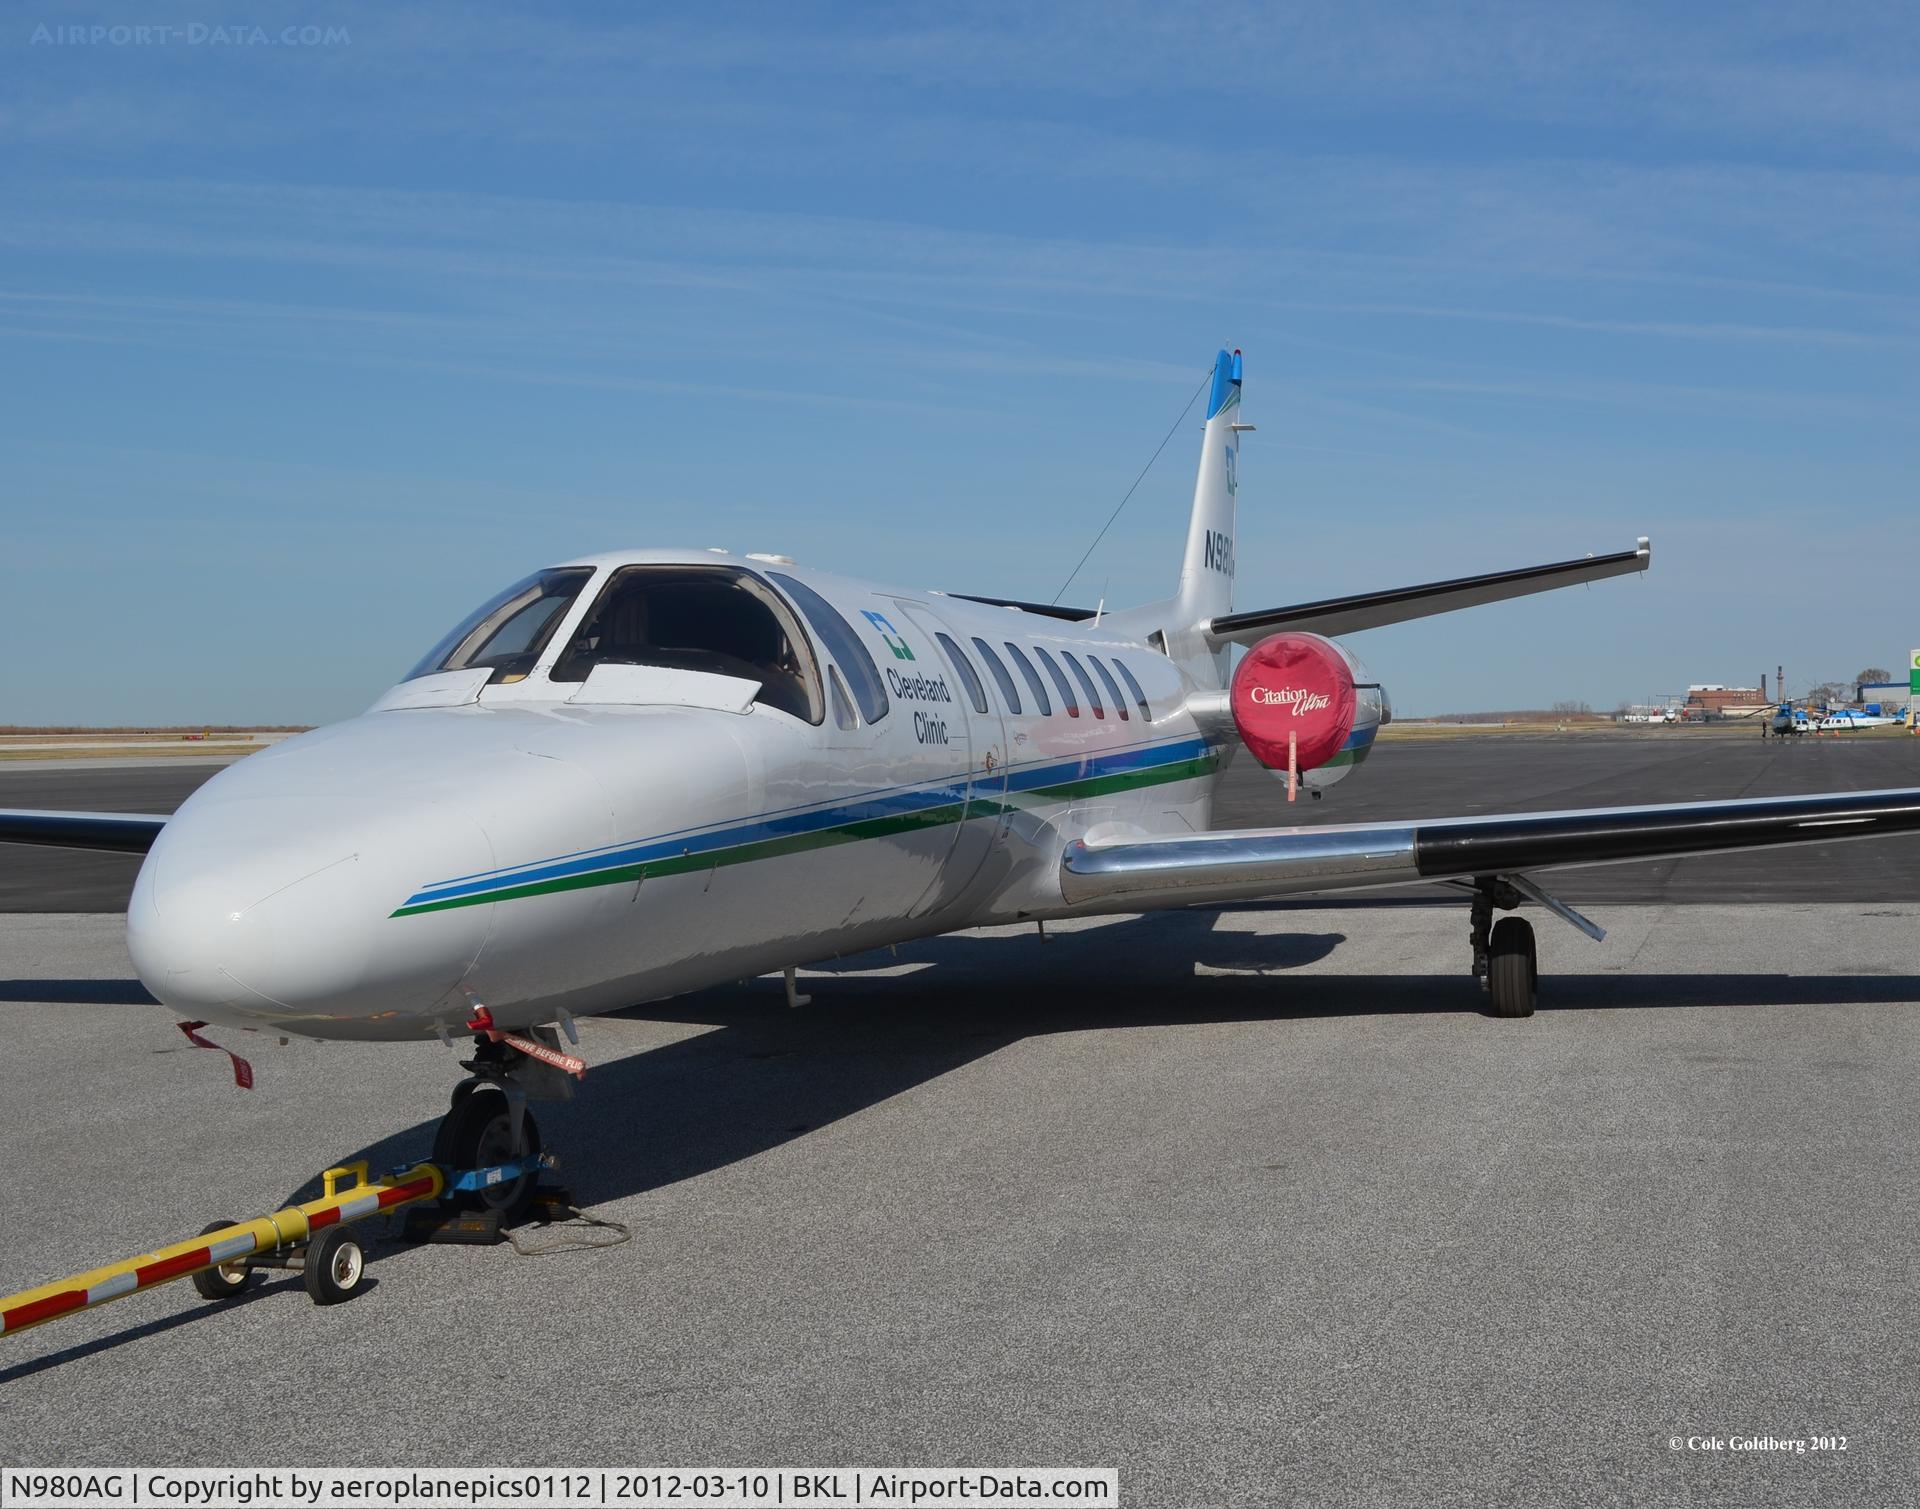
[0,745,265,761]
[0,725,308,735]
[1380,721,1622,739]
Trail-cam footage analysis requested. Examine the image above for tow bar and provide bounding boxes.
[0,1152,549,1340]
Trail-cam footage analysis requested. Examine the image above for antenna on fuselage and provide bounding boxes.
[1051,358,1214,606]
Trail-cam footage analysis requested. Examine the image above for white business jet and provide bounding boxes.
[8,349,1920,1213]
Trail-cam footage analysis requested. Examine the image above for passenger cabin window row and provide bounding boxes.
[404,563,1159,738]
[930,635,1155,723]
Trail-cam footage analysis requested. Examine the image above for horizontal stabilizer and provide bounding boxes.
[1061,786,1920,910]
[0,809,167,854]
[1207,538,1649,646]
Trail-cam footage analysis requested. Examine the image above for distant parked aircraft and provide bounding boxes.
[1815,707,1902,732]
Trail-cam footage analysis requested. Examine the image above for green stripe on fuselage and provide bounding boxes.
[389,749,1219,918]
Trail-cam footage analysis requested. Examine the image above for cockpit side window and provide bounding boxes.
[766,573,891,724]
[405,567,594,684]
[550,565,822,723]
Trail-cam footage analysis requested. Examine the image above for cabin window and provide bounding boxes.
[935,632,990,714]
[767,573,890,724]
[1060,651,1104,718]
[406,566,594,684]
[971,638,1022,715]
[1112,659,1154,721]
[1033,647,1078,716]
[550,564,821,722]
[1088,656,1130,721]
[1004,642,1051,716]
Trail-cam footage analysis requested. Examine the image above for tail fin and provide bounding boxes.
[1173,348,1242,631]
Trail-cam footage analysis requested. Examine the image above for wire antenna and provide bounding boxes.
[1051,358,1216,606]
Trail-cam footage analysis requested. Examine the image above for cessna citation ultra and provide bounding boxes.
[9,349,1920,1214]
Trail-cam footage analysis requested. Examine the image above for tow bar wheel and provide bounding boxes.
[189,1219,259,1303]
[303,1225,367,1306]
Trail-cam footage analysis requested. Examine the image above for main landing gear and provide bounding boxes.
[1468,878,1536,1018]
[1462,873,1607,1018]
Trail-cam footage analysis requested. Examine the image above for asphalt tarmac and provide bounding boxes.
[2,734,1919,1505]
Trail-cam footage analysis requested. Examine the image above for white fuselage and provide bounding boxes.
[1813,712,1899,731]
[127,553,1241,1041]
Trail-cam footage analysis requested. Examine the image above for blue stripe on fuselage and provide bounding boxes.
[402,734,1213,907]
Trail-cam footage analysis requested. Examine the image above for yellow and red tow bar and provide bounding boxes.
[0,1160,444,1338]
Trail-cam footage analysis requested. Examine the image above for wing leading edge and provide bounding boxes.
[1207,538,1650,647]
[1060,787,1920,910]
[0,810,168,854]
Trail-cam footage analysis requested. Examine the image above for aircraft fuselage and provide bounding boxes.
[127,554,1240,1041]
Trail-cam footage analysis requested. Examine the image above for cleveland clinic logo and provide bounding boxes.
[1249,685,1331,716]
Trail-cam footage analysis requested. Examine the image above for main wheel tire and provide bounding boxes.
[1487,916,1538,1018]
[434,1087,542,1222]
[190,1218,259,1302]
[302,1225,367,1306]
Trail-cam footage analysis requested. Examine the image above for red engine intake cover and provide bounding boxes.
[1230,633,1358,771]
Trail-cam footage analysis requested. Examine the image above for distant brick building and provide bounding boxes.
[1685,684,1765,718]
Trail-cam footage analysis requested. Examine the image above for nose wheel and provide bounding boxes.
[433,1083,543,1223]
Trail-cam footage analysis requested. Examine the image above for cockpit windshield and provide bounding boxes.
[549,564,822,722]
[404,567,594,684]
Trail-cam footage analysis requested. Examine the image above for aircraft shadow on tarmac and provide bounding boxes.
[267,907,1920,1211]
[0,977,157,1004]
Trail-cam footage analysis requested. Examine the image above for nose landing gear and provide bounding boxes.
[434,1077,544,1223]
[431,1009,581,1225]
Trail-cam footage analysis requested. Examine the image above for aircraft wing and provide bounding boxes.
[1206,538,1650,647]
[1060,787,1920,910]
[0,810,168,854]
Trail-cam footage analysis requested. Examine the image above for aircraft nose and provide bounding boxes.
[128,789,496,1035]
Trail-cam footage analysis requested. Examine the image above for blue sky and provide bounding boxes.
[4,2,1916,722]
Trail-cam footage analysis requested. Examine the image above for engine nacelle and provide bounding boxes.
[1229,632,1390,791]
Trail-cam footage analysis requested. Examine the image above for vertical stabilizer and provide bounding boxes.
[1101,346,1246,685]
[1171,348,1242,665]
